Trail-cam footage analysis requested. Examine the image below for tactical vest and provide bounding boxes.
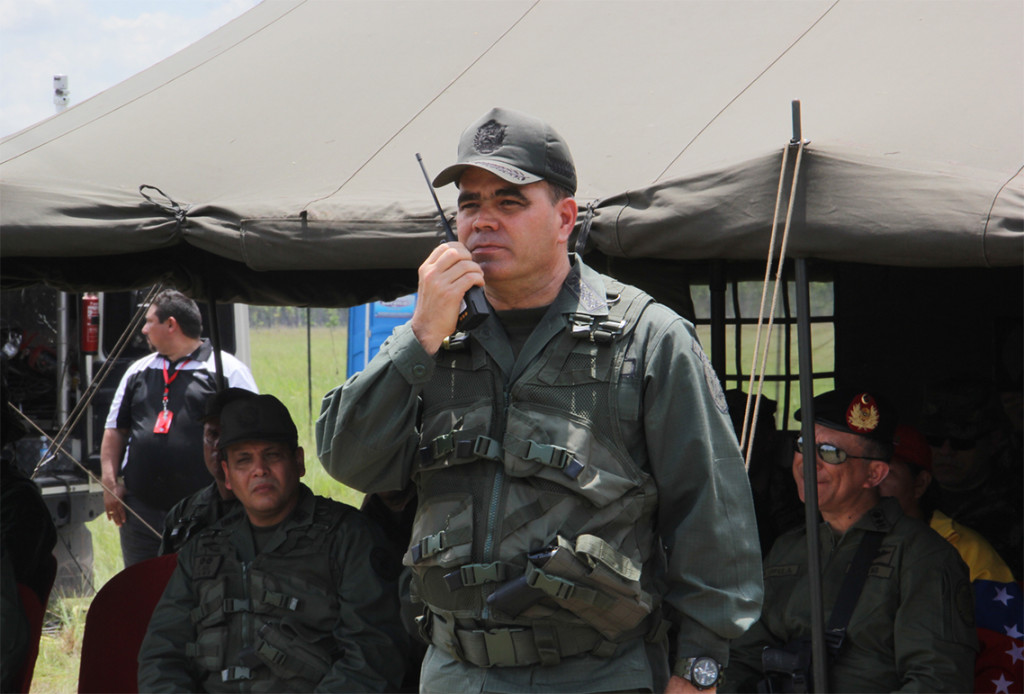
[186,499,350,692]
[165,485,235,555]
[408,277,667,666]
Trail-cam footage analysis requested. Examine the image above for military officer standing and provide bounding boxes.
[139,394,407,692]
[317,107,763,693]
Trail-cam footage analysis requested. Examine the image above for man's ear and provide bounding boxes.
[866,460,890,488]
[165,316,179,334]
[295,447,306,478]
[221,460,232,491]
[555,197,578,243]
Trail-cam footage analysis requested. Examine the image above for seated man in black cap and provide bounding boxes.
[722,389,977,693]
[139,394,407,693]
[158,388,256,555]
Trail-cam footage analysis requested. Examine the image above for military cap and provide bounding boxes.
[200,387,258,424]
[218,394,298,450]
[795,389,898,444]
[892,423,933,473]
[432,107,577,195]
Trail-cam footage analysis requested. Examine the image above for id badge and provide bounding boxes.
[153,409,174,434]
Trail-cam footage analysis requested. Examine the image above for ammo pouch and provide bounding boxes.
[486,534,654,641]
[252,619,332,684]
[758,639,812,694]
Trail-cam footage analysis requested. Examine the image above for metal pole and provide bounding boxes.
[307,308,313,425]
[710,261,727,383]
[791,99,829,693]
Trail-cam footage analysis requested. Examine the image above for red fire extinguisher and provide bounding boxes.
[81,293,99,354]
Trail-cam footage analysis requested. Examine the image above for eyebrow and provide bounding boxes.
[457,186,529,205]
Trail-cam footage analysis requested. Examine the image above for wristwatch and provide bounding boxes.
[675,656,723,690]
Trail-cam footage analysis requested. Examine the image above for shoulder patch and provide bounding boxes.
[691,340,728,414]
[194,554,223,580]
[955,580,975,627]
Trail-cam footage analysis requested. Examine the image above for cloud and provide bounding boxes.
[0,0,258,137]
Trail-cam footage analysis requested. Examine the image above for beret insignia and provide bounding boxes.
[846,393,880,433]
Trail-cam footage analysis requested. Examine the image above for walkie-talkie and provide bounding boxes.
[416,153,492,331]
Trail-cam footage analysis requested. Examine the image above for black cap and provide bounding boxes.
[218,394,298,450]
[201,387,258,423]
[795,389,898,444]
[432,107,577,195]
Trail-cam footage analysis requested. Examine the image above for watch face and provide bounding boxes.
[692,657,720,687]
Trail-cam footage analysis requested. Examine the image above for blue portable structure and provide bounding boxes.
[347,295,417,375]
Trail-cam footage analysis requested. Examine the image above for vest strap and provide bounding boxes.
[428,613,617,668]
[185,642,220,658]
[444,562,506,590]
[220,666,252,682]
[567,313,627,343]
[261,590,301,611]
[224,598,251,613]
[419,434,502,464]
[505,436,585,480]
[411,525,473,563]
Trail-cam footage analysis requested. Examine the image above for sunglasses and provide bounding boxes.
[925,435,977,451]
[795,436,877,465]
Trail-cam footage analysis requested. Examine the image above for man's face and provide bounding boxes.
[455,168,576,298]
[141,305,172,355]
[222,441,304,526]
[792,424,889,517]
[202,421,224,481]
[929,438,981,488]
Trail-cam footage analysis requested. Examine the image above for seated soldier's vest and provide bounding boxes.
[165,485,231,554]
[408,276,668,667]
[187,499,349,692]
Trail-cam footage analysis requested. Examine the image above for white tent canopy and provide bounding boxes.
[2,0,1021,305]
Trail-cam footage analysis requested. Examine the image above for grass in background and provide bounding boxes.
[31,325,356,692]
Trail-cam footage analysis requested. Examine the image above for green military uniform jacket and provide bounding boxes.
[723,497,977,693]
[317,257,763,693]
[138,484,407,693]
[159,482,238,555]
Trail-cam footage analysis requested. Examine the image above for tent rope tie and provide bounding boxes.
[739,139,805,469]
[139,184,191,228]
[574,202,596,255]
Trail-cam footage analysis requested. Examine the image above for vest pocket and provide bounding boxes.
[502,405,643,508]
[255,618,331,683]
[189,626,227,671]
[403,495,474,569]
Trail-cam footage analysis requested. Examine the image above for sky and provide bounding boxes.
[0,0,260,137]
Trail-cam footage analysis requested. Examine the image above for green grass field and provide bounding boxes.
[30,325,357,693]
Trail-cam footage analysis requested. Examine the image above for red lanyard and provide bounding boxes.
[161,357,191,412]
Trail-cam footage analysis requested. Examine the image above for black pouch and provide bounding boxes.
[758,639,812,694]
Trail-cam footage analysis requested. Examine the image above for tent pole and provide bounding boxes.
[710,261,727,383]
[796,257,828,692]
[307,308,313,426]
[791,99,828,693]
[206,263,226,392]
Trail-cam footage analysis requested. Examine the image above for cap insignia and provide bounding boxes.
[474,119,506,154]
[846,393,880,433]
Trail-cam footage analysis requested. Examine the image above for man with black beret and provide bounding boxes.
[722,389,977,693]
[139,394,407,692]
